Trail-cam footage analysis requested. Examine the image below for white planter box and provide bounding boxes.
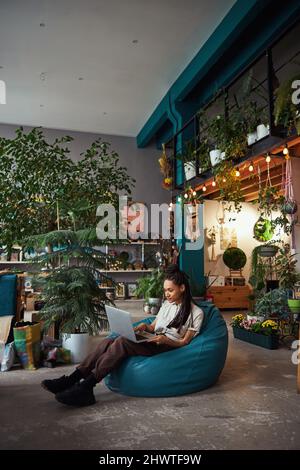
[247,131,257,146]
[62,332,90,364]
[184,162,196,180]
[246,314,265,322]
[209,149,224,166]
[256,124,270,140]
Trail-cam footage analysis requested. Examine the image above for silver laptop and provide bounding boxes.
[105,305,156,343]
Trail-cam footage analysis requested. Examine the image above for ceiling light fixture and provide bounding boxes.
[202,185,207,192]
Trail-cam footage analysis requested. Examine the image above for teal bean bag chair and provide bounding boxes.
[104,301,228,397]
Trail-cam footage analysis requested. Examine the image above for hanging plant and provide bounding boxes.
[213,160,244,212]
[253,217,274,242]
[158,143,173,190]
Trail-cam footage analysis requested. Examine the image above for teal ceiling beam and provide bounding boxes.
[137,0,266,148]
[137,0,300,148]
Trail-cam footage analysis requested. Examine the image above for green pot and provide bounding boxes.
[232,326,279,349]
[288,299,300,314]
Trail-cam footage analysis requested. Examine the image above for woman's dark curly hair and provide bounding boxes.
[164,264,192,331]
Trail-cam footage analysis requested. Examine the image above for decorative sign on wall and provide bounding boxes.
[220,226,237,250]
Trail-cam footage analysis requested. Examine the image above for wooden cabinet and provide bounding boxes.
[207,285,251,309]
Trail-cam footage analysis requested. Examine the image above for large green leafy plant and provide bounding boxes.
[0,127,135,257]
[25,229,114,335]
[135,269,164,301]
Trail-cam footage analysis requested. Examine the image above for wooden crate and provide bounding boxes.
[207,285,251,309]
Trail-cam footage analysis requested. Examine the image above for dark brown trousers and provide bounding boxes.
[77,336,174,382]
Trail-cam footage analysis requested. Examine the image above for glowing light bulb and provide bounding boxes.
[249,162,254,172]
[212,180,216,187]
[222,177,226,183]
[192,191,197,196]
[202,185,207,192]
[184,193,188,199]
[283,146,289,155]
[235,168,240,177]
[266,153,271,163]
[178,196,182,202]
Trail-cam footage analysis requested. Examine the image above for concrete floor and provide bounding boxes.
[0,300,299,450]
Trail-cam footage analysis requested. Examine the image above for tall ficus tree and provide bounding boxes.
[0,127,135,258]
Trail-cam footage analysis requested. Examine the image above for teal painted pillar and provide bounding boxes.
[172,101,205,291]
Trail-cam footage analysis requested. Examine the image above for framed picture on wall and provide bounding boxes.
[127,282,138,298]
[116,282,126,298]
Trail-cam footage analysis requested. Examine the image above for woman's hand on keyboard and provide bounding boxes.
[133,323,148,333]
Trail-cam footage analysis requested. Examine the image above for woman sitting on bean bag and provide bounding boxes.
[41,264,204,407]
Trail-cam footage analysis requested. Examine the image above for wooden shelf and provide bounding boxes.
[98,269,153,273]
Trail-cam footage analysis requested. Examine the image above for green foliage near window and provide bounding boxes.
[274,73,300,135]
[0,127,135,258]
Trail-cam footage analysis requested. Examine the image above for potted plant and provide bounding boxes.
[25,229,114,363]
[135,268,164,314]
[274,73,300,135]
[207,114,228,166]
[255,288,289,320]
[175,139,197,181]
[275,243,300,319]
[231,314,279,349]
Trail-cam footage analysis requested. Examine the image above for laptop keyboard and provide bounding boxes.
[135,332,153,341]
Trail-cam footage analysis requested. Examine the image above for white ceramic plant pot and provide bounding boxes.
[247,314,265,322]
[184,162,196,180]
[148,297,161,306]
[247,131,257,146]
[62,332,90,364]
[209,149,222,166]
[256,124,270,140]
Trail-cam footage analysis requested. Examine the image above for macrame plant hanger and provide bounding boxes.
[283,152,297,249]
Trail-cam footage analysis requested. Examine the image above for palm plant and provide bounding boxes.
[24,229,115,335]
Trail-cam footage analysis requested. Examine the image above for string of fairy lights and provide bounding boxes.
[168,144,290,209]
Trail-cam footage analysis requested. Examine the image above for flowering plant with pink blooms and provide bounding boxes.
[231,314,279,336]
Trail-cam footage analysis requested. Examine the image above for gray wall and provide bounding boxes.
[0,123,169,207]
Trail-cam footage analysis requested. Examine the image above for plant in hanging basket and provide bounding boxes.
[223,247,247,270]
[253,217,274,242]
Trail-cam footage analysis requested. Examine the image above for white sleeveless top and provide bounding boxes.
[154,300,204,341]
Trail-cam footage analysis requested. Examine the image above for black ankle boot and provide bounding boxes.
[41,368,82,394]
[55,375,97,407]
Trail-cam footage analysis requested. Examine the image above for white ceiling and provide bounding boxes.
[0,0,235,137]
